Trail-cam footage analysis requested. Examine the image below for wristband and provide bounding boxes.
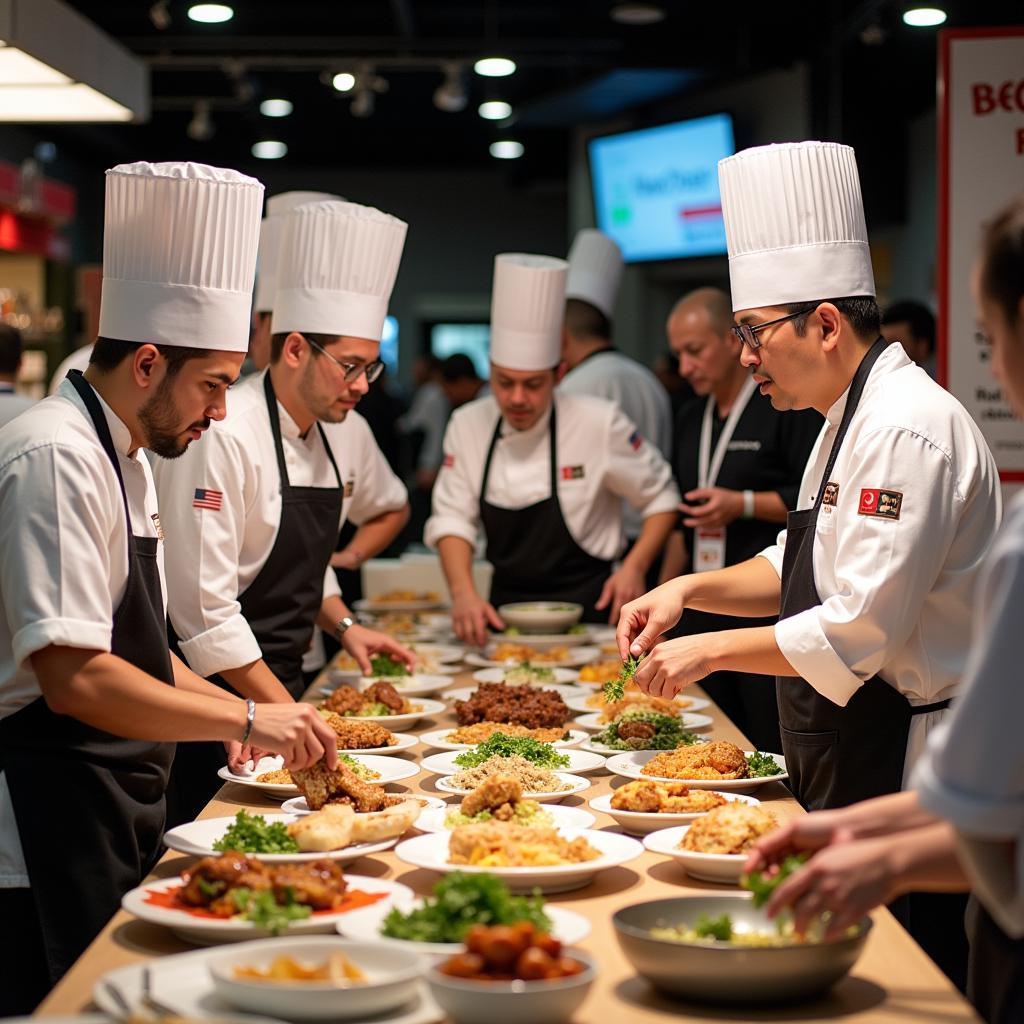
[334,615,357,641]
[742,490,755,519]
[241,698,256,745]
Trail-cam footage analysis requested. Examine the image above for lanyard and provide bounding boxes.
[697,375,757,488]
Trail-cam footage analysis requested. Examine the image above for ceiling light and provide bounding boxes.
[478,100,511,120]
[0,47,72,85]
[260,98,292,117]
[433,63,468,113]
[252,140,287,159]
[186,99,214,140]
[902,7,947,26]
[0,83,134,121]
[610,3,666,25]
[490,139,523,160]
[474,57,516,78]
[188,3,234,23]
[332,71,356,93]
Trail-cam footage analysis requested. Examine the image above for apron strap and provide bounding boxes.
[479,404,559,502]
[479,416,503,499]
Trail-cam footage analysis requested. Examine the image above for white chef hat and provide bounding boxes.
[489,253,568,372]
[718,141,875,312]
[254,190,341,313]
[565,228,623,319]
[99,162,263,352]
[271,199,407,342]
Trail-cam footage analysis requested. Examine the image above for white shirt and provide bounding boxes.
[758,343,1001,780]
[425,392,679,561]
[0,384,35,429]
[47,343,94,395]
[397,380,450,472]
[913,491,1024,936]
[153,371,407,679]
[0,378,164,886]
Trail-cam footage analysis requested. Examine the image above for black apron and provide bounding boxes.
[167,372,343,824]
[480,404,612,623]
[775,338,951,811]
[0,369,175,983]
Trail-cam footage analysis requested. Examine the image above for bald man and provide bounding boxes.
[659,287,822,750]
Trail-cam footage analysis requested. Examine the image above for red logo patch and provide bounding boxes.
[858,488,903,520]
[442,454,455,468]
[560,465,585,480]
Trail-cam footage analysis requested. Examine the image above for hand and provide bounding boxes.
[223,740,271,774]
[679,487,744,529]
[631,634,715,698]
[451,590,505,647]
[248,702,339,772]
[743,809,850,876]
[330,548,362,571]
[341,623,415,676]
[596,564,647,624]
[615,577,687,660]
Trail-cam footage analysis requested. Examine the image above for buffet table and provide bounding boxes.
[36,667,981,1023]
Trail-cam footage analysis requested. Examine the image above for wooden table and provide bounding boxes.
[37,670,980,1023]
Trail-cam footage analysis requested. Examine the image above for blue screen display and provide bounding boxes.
[588,113,735,263]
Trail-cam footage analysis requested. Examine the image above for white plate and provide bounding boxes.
[355,674,453,697]
[486,632,594,650]
[337,900,591,958]
[417,727,588,752]
[410,643,464,663]
[218,754,422,798]
[282,795,447,816]
[643,824,750,883]
[95,944,442,1023]
[564,693,711,714]
[355,597,447,613]
[328,664,460,683]
[574,711,713,733]
[420,749,605,776]
[434,772,590,804]
[394,829,643,893]
[334,732,419,757]
[163,814,400,864]
[121,875,415,945]
[589,791,761,836]
[464,645,600,669]
[445,683,588,704]
[605,750,789,793]
[311,697,448,732]
[414,803,596,834]
[471,666,580,685]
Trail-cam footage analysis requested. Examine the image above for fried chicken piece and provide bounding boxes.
[681,803,776,855]
[460,775,524,818]
[320,685,365,716]
[610,779,663,813]
[292,758,395,812]
[643,741,748,781]
[179,852,271,908]
[271,859,348,909]
[363,680,405,712]
[610,779,729,814]
[319,712,397,749]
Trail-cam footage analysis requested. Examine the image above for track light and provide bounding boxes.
[490,140,523,159]
[478,100,511,120]
[252,140,287,160]
[903,6,947,26]
[474,57,516,78]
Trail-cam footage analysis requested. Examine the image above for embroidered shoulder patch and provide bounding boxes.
[822,481,840,507]
[442,454,455,468]
[560,465,585,480]
[193,487,223,511]
[858,488,902,520]
[628,429,644,451]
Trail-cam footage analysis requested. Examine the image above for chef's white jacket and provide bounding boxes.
[425,392,679,561]
[757,343,1001,781]
[913,491,1024,937]
[0,378,164,886]
[153,371,407,679]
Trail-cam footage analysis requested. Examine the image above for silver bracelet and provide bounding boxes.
[742,490,755,519]
[241,698,256,745]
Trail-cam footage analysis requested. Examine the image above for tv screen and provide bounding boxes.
[588,113,735,263]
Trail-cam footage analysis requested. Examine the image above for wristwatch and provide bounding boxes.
[334,616,357,642]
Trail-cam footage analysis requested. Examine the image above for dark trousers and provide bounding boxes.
[699,668,782,753]
[0,887,52,1014]
[890,890,970,995]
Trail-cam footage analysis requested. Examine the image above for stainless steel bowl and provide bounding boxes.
[612,894,871,1005]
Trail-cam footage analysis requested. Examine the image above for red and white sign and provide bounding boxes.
[939,26,1024,481]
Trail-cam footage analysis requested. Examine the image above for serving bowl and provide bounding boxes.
[496,602,583,633]
[612,895,871,1005]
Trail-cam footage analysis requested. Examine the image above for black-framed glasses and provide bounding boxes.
[730,307,817,351]
[304,335,384,384]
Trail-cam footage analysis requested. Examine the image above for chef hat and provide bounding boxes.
[489,253,568,372]
[718,141,875,313]
[565,229,623,319]
[271,199,407,342]
[98,161,263,352]
[254,190,341,313]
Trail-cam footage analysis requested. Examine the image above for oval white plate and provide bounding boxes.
[589,791,761,836]
[354,674,453,697]
[394,829,643,893]
[574,711,713,733]
[337,900,591,958]
[163,814,400,864]
[605,750,789,793]
[434,772,590,804]
[282,794,447,816]
[218,754,421,798]
[445,683,587,704]
[471,666,580,685]
[333,732,419,757]
[564,693,711,714]
[417,727,587,752]
[643,824,750,883]
[465,645,599,669]
[121,875,415,945]
[311,697,448,732]
[414,802,596,834]
[409,643,464,663]
[420,749,605,776]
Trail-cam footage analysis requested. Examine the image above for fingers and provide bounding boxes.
[594,577,614,612]
[484,603,506,633]
[746,824,800,872]
[630,621,663,658]
[352,645,372,676]
[615,606,642,660]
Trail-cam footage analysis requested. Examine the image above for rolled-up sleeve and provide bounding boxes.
[424,417,480,549]
[601,407,680,517]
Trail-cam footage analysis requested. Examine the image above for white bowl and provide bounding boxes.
[589,791,761,836]
[643,825,750,883]
[434,772,591,804]
[420,749,605,776]
[207,936,426,1020]
[417,727,587,752]
[496,601,583,633]
[605,750,789,793]
[414,802,596,834]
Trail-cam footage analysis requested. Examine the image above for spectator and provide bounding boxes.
[882,300,937,379]
[0,324,35,428]
[440,353,485,408]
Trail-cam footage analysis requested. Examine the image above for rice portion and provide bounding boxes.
[448,754,570,794]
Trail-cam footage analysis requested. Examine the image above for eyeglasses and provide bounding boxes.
[304,335,384,383]
[730,307,817,351]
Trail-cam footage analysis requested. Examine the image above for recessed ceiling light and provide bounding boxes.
[478,100,512,120]
[260,98,293,118]
[474,57,516,78]
[902,6,947,26]
[490,139,523,160]
[610,3,666,25]
[251,140,287,160]
[188,4,234,24]
[332,71,356,93]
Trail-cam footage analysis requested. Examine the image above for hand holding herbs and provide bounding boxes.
[603,655,641,703]
[453,732,570,770]
[741,852,810,907]
[212,810,299,854]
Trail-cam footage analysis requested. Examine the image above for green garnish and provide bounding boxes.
[502,661,555,684]
[741,853,810,908]
[603,655,640,704]
[197,877,223,899]
[370,653,410,677]
[380,872,551,943]
[746,751,784,777]
[443,802,554,830]
[345,701,393,717]
[567,623,588,635]
[231,886,312,935]
[453,732,570,770]
[693,913,733,941]
[591,711,701,751]
[339,753,377,780]
[212,810,299,854]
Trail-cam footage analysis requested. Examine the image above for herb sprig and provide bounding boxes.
[212,810,299,854]
[453,732,569,770]
[603,655,640,704]
[741,853,809,908]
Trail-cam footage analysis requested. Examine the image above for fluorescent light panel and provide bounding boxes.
[0,82,133,121]
[0,46,71,85]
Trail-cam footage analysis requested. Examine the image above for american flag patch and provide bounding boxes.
[193,487,223,511]
[628,429,644,451]
[442,454,455,468]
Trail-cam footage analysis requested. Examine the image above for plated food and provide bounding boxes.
[320,681,422,718]
[290,758,420,811]
[429,721,581,747]
[355,590,445,613]
[449,822,601,868]
[437,922,586,980]
[472,666,580,686]
[436,770,590,805]
[439,775,588,832]
[453,682,571,729]
[606,744,788,793]
[288,801,421,852]
[576,658,622,685]
[590,788,761,836]
[588,711,703,752]
[218,754,412,799]
[316,712,416,755]
[447,755,572,794]
[575,691,706,717]
[464,645,599,669]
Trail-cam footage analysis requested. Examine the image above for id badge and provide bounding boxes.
[694,527,726,572]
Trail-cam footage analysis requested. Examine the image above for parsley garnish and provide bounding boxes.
[452,732,569,770]
[603,655,640,703]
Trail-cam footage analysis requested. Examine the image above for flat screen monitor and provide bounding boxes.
[588,112,735,262]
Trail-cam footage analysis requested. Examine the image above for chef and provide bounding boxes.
[0,162,337,1013]
[250,189,341,370]
[426,252,679,645]
[154,198,412,823]
[617,141,1000,811]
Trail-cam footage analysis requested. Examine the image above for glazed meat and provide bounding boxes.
[363,680,405,711]
[320,713,397,749]
[460,775,524,818]
[179,852,271,909]
[454,683,570,729]
[320,685,365,715]
[617,719,656,742]
[270,859,348,909]
[642,741,748,781]
[292,758,405,813]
